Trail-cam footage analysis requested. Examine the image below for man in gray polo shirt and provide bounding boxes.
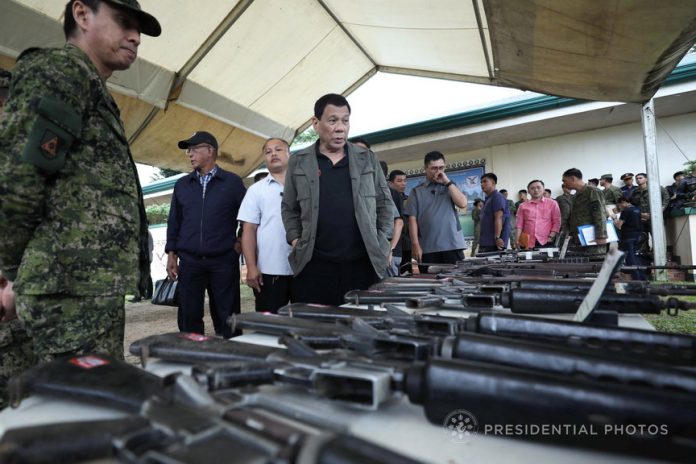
[405,151,468,265]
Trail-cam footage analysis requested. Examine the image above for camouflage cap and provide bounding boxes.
[600,174,613,180]
[105,0,161,37]
[0,68,10,90]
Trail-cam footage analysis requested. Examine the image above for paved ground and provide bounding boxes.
[124,285,254,364]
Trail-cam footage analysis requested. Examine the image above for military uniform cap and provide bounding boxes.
[620,172,634,180]
[600,174,613,180]
[105,0,161,37]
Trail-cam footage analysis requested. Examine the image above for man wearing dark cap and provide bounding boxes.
[599,174,623,205]
[0,0,161,407]
[620,173,636,200]
[165,132,246,338]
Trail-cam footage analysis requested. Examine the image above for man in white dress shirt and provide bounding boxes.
[238,138,293,313]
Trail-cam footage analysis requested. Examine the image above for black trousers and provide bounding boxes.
[291,256,378,306]
[177,251,240,338]
[254,274,293,314]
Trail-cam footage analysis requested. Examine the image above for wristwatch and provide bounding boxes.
[445,181,454,187]
[495,236,501,240]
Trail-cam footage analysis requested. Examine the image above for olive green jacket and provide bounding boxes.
[603,184,623,205]
[281,142,393,278]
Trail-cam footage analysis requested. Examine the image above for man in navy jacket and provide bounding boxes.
[165,131,246,338]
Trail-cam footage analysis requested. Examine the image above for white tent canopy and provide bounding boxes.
[2,0,696,176]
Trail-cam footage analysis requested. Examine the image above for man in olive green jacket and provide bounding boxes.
[282,94,393,306]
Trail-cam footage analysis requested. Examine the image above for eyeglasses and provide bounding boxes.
[186,144,211,154]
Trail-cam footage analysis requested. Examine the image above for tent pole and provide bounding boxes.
[641,99,667,281]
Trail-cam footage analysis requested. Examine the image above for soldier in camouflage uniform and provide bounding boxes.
[0,69,36,410]
[555,184,574,243]
[0,0,160,408]
[630,173,670,253]
[630,173,670,217]
[562,168,608,251]
[599,174,623,206]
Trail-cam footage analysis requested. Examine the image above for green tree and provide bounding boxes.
[145,202,170,225]
[291,127,317,148]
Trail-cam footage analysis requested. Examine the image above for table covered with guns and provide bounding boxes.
[3,247,696,463]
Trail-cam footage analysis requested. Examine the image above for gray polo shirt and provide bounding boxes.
[404,180,466,254]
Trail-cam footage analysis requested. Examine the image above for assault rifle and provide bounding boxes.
[126,332,696,461]
[233,307,696,367]
[2,352,421,464]
[343,287,696,316]
[377,276,696,296]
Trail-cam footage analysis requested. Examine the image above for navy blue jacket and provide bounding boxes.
[165,168,246,257]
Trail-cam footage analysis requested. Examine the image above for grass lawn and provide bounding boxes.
[644,310,696,336]
[643,286,696,335]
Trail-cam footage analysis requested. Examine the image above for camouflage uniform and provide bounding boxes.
[0,45,150,404]
[555,192,574,240]
[630,184,670,253]
[568,185,607,248]
[471,206,481,257]
[630,185,670,214]
[603,184,623,205]
[0,68,36,410]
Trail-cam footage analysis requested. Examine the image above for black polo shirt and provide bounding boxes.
[313,150,368,262]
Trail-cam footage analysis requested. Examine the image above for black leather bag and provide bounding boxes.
[151,278,179,306]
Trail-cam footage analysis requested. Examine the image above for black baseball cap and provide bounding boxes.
[178,131,218,150]
[105,0,161,37]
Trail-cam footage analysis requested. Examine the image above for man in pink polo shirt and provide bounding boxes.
[515,179,561,249]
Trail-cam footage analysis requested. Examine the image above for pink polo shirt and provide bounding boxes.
[515,197,561,247]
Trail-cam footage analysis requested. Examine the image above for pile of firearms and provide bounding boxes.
[3,254,696,463]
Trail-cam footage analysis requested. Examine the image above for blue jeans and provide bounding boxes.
[620,239,646,280]
[387,256,402,277]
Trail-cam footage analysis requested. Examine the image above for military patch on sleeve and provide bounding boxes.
[21,97,81,175]
[40,130,60,158]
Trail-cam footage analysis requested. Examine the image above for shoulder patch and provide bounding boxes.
[21,97,82,175]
